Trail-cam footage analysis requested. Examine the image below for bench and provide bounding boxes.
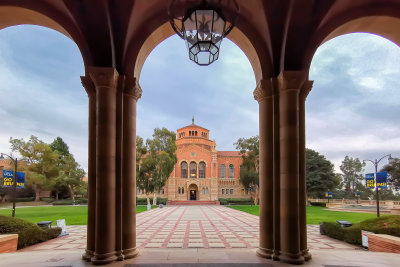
[0,234,18,253]
[37,221,52,228]
[368,234,400,253]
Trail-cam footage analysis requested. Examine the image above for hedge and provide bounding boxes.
[136,197,168,205]
[14,197,35,202]
[310,202,327,207]
[40,197,56,203]
[52,199,88,205]
[219,198,253,205]
[320,215,400,246]
[0,215,61,249]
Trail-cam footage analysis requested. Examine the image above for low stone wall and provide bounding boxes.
[0,234,18,253]
[369,234,400,253]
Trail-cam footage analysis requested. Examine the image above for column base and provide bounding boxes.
[272,249,280,261]
[82,249,94,262]
[116,250,124,261]
[302,249,312,261]
[123,247,140,259]
[91,251,118,265]
[278,251,305,265]
[256,247,273,259]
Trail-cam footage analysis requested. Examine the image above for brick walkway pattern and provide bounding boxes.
[21,206,355,251]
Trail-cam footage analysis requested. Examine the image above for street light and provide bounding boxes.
[169,0,239,66]
[0,153,29,217]
[362,154,393,217]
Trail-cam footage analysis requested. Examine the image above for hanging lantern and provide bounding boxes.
[169,0,239,66]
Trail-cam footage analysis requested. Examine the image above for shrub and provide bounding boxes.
[40,197,55,203]
[320,215,400,246]
[14,197,35,202]
[310,202,326,207]
[0,215,61,249]
[52,199,87,205]
[218,198,253,205]
[136,197,167,205]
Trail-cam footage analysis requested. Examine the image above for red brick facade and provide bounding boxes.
[137,122,249,201]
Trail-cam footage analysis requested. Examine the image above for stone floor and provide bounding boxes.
[21,206,355,251]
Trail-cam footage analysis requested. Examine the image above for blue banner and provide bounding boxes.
[2,170,25,188]
[365,173,375,189]
[355,192,360,197]
[325,192,332,198]
[376,172,388,189]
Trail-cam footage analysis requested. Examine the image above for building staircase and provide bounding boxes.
[167,200,220,206]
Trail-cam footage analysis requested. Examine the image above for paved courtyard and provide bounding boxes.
[22,206,355,251]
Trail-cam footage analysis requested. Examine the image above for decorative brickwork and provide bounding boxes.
[368,234,400,253]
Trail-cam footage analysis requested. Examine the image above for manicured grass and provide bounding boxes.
[228,205,380,224]
[0,206,154,226]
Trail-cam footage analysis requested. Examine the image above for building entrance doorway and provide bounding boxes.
[188,184,198,200]
[190,190,196,200]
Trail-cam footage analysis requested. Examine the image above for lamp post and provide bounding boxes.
[362,154,394,217]
[1,153,20,217]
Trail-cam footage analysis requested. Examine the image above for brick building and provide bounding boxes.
[137,120,249,202]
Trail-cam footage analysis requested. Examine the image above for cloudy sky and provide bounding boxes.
[0,25,399,174]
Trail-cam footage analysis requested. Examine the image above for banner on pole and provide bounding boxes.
[376,172,388,189]
[325,192,332,198]
[2,170,25,188]
[365,173,375,189]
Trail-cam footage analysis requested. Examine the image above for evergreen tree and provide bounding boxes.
[340,156,364,199]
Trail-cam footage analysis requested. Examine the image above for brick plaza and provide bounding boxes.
[22,206,355,252]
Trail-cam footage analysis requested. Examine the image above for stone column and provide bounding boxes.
[81,75,96,262]
[89,67,119,265]
[121,76,142,259]
[299,80,313,261]
[254,80,274,259]
[278,71,306,264]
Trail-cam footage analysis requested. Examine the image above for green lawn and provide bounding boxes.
[228,205,381,224]
[0,206,154,225]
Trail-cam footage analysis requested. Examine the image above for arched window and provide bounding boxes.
[222,189,225,194]
[182,188,184,194]
[199,162,206,178]
[202,187,205,194]
[220,164,226,178]
[206,187,208,194]
[229,164,234,178]
[162,189,165,194]
[178,187,181,194]
[190,162,197,178]
[181,162,188,178]
[230,189,234,195]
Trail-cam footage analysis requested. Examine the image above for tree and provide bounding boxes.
[50,137,71,199]
[136,128,177,205]
[56,154,85,200]
[234,136,259,205]
[10,136,60,201]
[305,148,340,198]
[50,137,70,158]
[340,156,364,199]
[381,158,400,190]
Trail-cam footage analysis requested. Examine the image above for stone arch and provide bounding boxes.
[0,5,90,67]
[304,12,400,72]
[131,21,267,84]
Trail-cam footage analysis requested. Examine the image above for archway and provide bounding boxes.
[307,32,400,194]
[188,184,199,200]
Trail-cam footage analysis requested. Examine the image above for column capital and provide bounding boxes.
[253,79,273,102]
[81,75,95,96]
[87,66,119,88]
[123,76,142,101]
[299,80,314,100]
[277,70,308,92]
